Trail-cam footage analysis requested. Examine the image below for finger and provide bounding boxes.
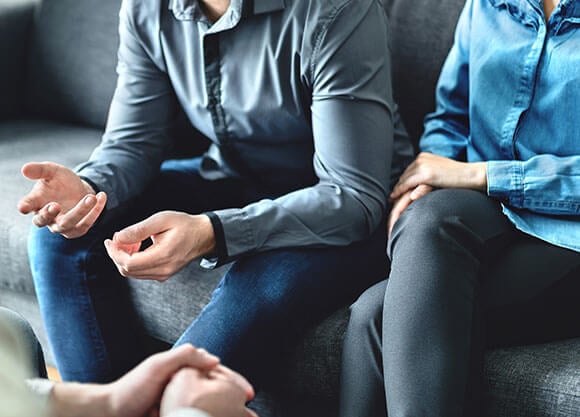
[104,239,162,280]
[107,241,171,277]
[114,213,170,246]
[410,184,434,201]
[18,193,44,214]
[104,239,134,276]
[75,192,107,231]
[54,194,98,231]
[210,365,255,400]
[32,203,61,227]
[387,193,412,239]
[152,345,220,377]
[21,161,59,181]
[390,173,420,200]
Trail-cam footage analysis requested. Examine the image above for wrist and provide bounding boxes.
[50,382,113,417]
[469,162,487,191]
[197,214,217,257]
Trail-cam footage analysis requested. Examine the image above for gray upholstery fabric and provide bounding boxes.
[0,0,37,120]
[385,0,466,146]
[485,339,580,417]
[26,0,121,128]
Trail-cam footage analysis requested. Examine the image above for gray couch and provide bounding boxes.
[1,0,578,416]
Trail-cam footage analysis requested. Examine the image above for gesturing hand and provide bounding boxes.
[160,365,258,417]
[18,162,107,238]
[390,152,487,201]
[104,211,216,281]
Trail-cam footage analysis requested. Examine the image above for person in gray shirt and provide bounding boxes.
[19,0,410,384]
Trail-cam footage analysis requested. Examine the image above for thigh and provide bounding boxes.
[176,222,389,384]
[483,234,580,347]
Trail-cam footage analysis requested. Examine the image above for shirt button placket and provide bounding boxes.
[203,35,230,145]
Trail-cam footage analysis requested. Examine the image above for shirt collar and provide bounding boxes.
[169,0,285,22]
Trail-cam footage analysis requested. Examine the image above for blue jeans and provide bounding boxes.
[30,158,387,383]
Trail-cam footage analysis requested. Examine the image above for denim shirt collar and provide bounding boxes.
[169,0,285,23]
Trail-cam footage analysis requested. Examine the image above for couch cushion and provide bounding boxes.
[127,263,227,343]
[26,0,121,128]
[0,119,102,294]
[385,0,466,146]
[484,338,580,417]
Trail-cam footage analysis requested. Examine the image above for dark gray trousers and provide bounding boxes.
[339,189,580,417]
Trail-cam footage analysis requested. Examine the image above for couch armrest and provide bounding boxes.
[0,0,38,121]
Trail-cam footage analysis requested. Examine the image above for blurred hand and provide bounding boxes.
[160,365,257,417]
[18,162,107,238]
[50,344,220,417]
[106,344,220,417]
[104,211,216,281]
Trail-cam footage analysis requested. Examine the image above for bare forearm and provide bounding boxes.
[50,383,112,417]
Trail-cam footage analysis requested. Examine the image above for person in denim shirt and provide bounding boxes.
[340,0,580,416]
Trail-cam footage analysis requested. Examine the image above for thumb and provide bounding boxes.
[21,162,60,181]
[114,213,169,245]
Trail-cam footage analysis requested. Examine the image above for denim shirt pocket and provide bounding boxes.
[487,0,539,29]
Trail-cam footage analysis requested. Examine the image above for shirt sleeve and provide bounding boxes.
[487,155,580,215]
[74,0,177,214]
[210,0,394,260]
[419,0,474,160]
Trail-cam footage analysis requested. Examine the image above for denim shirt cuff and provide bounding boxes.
[487,160,524,206]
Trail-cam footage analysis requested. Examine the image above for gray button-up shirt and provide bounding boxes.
[76,0,411,261]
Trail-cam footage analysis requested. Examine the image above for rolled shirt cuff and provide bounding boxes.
[486,160,524,207]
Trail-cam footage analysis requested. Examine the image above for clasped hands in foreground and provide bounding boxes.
[17,161,217,282]
[51,344,257,417]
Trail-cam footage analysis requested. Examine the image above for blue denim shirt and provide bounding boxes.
[76,0,412,262]
[420,0,580,252]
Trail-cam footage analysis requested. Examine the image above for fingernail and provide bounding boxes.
[48,204,57,214]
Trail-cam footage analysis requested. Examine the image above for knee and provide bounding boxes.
[388,189,482,256]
